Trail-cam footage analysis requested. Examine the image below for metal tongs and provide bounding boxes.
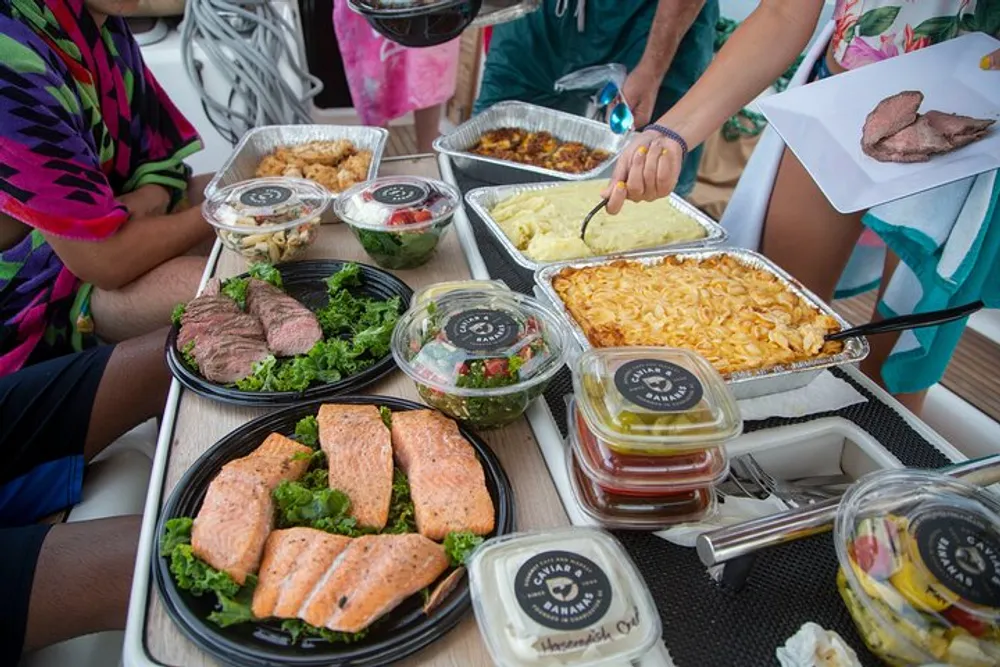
[825,300,985,341]
[698,454,1000,576]
[579,198,608,241]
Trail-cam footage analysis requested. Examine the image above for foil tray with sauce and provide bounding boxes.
[465,180,728,272]
[433,101,627,183]
[207,125,389,223]
[534,248,870,399]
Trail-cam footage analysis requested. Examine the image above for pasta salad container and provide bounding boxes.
[467,527,661,667]
[391,289,568,429]
[335,175,460,269]
[835,468,1000,666]
[572,347,742,456]
[203,177,329,264]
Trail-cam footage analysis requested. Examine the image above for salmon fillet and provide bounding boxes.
[390,410,495,540]
[252,528,351,619]
[318,404,393,530]
[192,433,312,584]
[298,534,448,632]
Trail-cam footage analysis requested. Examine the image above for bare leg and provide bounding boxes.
[22,515,141,653]
[860,252,928,415]
[185,173,217,256]
[83,327,171,461]
[761,148,865,302]
[90,255,205,343]
[414,105,442,154]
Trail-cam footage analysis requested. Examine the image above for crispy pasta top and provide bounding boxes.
[551,256,844,375]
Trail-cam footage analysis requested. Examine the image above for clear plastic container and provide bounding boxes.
[568,397,728,496]
[467,527,661,667]
[411,279,510,308]
[568,448,717,528]
[834,468,1000,666]
[203,177,329,264]
[572,347,742,455]
[334,175,460,269]
[391,289,567,429]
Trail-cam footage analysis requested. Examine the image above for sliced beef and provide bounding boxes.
[191,333,271,384]
[177,313,265,350]
[246,279,322,356]
[871,116,952,162]
[924,110,995,149]
[862,91,922,148]
[203,278,222,297]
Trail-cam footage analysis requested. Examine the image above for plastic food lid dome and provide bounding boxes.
[834,468,1000,665]
[572,347,742,453]
[203,177,331,232]
[335,176,460,231]
[391,289,567,396]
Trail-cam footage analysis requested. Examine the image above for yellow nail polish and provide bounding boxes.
[615,181,626,189]
[983,55,993,70]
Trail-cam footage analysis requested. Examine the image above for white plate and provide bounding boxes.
[757,33,1000,213]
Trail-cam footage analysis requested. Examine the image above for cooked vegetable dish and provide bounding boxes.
[160,405,493,643]
[470,128,610,174]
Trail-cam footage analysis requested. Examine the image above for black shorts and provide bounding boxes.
[0,345,115,665]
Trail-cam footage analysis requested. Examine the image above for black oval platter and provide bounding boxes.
[165,260,414,407]
[155,395,515,667]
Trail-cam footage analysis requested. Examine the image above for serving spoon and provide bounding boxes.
[825,300,985,342]
[579,198,608,241]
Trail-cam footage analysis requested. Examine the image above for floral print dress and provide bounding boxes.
[832,0,1000,69]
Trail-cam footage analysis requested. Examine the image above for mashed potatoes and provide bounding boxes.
[488,180,708,262]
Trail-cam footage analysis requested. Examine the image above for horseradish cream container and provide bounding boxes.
[467,527,661,666]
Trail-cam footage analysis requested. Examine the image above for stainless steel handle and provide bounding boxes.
[696,455,1000,567]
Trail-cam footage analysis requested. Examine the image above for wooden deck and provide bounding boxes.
[386,124,419,157]
[834,292,1000,422]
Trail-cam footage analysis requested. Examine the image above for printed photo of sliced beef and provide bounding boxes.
[246,279,323,356]
[861,90,922,148]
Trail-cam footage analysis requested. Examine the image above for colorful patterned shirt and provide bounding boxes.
[832,0,1000,69]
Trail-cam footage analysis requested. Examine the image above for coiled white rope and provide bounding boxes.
[180,0,324,144]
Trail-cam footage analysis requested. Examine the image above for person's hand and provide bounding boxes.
[982,48,1000,70]
[620,62,664,129]
[118,184,170,219]
[601,129,684,215]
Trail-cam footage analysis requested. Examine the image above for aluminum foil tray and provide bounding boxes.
[465,180,728,272]
[433,101,627,183]
[534,248,870,399]
[207,125,388,223]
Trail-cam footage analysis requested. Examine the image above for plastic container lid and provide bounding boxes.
[834,468,1000,665]
[467,527,661,667]
[568,448,716,528]
[567,397,728,496]
[411,279,510,308]
[202,177,331,233]
[350,0,463,14]
[391,289,567,398]
[572,347,742,454]
[334,176,460,231]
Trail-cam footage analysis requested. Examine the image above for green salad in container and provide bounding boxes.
[335,176,460,270]
[391,290,567,429]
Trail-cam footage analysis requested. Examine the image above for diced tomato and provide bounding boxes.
[943,606,989,637]
[412,209,433,223]
[484,358,508,377]
[524,317,540,334]
[454,362,469,376]
[361,191,374,202]
[388,210,415,226]
[852,535,895,578]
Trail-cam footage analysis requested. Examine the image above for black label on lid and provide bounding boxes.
[371,183,427,207]
[445,309,518,351]
[613,359,703,412]
[239,185,292,207]
[912,506,1000,609]
[514,550,613,631]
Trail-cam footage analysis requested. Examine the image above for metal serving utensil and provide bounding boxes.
[697,454,1000,569]
[826,300,985,342]
[579,198,608,241]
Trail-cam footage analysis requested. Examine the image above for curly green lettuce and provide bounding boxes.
[294,415,320,448]
[443,531,484,567]
[171,303,186,326]
[384,468,415,535]
[221,262,284,310]
[272,479,369,537]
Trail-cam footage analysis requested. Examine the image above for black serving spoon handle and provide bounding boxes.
[826,300,985,342]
